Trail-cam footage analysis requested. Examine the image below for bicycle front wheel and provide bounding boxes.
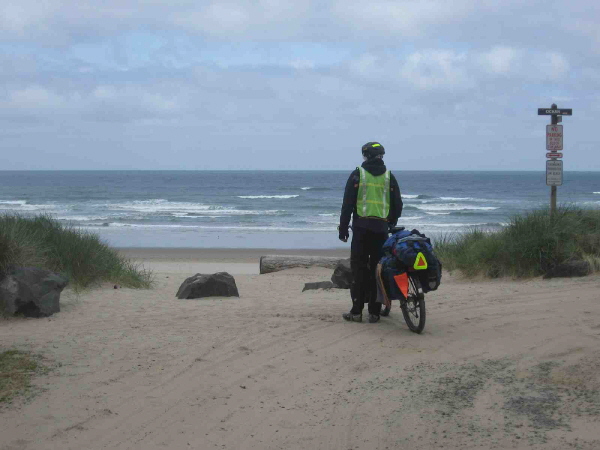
[400,274,426,333]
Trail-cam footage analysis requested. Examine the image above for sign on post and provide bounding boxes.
[538,103,571,216]
[546,160,563,186]
[538,108,572,115]
[546,125,563,151]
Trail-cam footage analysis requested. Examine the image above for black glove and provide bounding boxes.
[388,223,403,234]
[338,225,349,242]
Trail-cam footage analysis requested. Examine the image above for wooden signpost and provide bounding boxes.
[538,103,573,217]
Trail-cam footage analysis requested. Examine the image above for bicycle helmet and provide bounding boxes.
[361,142,385,158]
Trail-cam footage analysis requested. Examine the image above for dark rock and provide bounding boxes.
[543,260,591,279]
[0,267,69,317]
[176,272,239,299]
[302,281,334,292]
[331,259,352,289]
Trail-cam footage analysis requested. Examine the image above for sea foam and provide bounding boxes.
[238,195,300,199]
[416,204,498,212]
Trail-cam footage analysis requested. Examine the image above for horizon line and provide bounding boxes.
[0,169,599,173]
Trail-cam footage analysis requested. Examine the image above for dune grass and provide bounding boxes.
[435,206,600,278]
[0,214,152,290]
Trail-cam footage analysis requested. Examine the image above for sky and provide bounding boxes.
[0,0,598,171]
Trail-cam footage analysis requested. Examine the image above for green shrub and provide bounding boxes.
[0,214,152,289]
[435,206,600,278]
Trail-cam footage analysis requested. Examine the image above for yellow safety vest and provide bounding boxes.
[356,167,391,219]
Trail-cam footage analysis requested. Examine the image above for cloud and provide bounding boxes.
[477,47,570,82]
[480,46,521,75]
[0,3,59,36]
[346,49,475,93]
[0,81,182,125]
[348,54,383,79]
[536,52,570,81]
[332,0,477,37]
[0,1,320,44]
[401,51,472,91]
[0,1,598,170]
[8,86,65,109]
[289,59,316,70]
[171,1,315,38]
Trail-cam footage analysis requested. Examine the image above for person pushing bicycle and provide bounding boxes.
[338,142,403,323]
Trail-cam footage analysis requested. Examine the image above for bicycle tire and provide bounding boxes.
[400,274,426,333]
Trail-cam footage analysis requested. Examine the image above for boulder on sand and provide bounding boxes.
[331,259,352,289]
[0,267,69,317]
[543,260,591,279]
[176,272,239,299]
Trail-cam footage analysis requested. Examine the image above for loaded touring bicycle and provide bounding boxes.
[377,226,442,334]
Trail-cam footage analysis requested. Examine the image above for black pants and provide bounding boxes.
[349,227,388,316]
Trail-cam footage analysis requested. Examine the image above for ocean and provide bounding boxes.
[0,170,598,249]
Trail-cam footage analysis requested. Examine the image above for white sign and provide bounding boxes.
[546,160,563,186]
[546,125,563,151]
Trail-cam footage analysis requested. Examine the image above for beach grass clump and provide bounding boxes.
[435,206,600,278]
[0,349,42,404]
[0,214,152,289]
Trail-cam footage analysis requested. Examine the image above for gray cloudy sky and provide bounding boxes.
[1,1,598,171]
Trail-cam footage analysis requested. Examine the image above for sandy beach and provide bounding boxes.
[1,248,600,450]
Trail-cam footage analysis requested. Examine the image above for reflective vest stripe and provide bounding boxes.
[382,171,390,216]
[359,167,368,216]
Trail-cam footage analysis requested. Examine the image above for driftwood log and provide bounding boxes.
[259,255,347,274]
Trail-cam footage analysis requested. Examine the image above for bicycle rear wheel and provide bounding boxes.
[400,274,426,333]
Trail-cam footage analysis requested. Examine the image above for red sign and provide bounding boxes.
[546,125,563,151]
[546,152,563,158]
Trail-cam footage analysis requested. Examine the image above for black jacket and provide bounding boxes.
[339,159,403,234]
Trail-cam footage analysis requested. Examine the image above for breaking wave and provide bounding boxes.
[0,200,28,205]
[439,197,473,201]
[415,204,499,212]
[238,195,300,199]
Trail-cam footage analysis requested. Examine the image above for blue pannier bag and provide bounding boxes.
[384,228,442,293]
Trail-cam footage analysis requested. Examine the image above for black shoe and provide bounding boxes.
[368,314,380,323]
[342,312,362,322]
[381,306,390,317]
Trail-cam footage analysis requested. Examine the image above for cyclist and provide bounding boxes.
[338,142,403,323]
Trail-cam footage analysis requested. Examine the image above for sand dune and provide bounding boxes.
[1,249,599,449]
